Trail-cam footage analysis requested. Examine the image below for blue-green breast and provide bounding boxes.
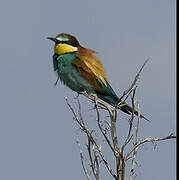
[53,53,95,93]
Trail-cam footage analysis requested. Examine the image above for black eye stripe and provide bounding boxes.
[55,34,80,47]
[58,39,79,47]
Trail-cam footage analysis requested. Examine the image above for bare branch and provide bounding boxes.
[125,133,176,160]
[95,104,115,153]
[129,103,141,180]
[87,137,99,180]
[65,58,176,180]
[76,137,91,180]
[109,109,118,151]
[66,98,117,179]
[81,92,114,111]
[121,88,137,153]
[119,58,150,102]
[76,95,84,125]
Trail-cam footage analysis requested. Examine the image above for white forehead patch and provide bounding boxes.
[56,36,69,42]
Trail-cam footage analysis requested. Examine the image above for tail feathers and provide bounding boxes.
[117,102,148,121]
[96,92,148,121]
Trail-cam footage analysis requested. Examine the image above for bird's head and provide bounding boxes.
[47,33,79,55]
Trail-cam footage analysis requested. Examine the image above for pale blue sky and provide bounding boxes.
[0,0,176,180]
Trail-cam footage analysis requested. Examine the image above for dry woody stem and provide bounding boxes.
[65,59,176,180]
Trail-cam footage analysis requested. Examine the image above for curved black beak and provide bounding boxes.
[47,37,58,43]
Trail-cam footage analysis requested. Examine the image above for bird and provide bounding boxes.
[47,33,146,119]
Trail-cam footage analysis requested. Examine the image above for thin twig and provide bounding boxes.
[87,137,99,180]
[119,58,150,102]
[76,137,91,180]
[95,104,115,153]
[129,103,140,180]
[121,88,137,153]
[125,133,176,160]
[76,95,84,124]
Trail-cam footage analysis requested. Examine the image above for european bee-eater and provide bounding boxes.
[48,33,146,119]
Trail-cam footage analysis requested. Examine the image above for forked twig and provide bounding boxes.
[66,98,117,179]
[119,58,150,102]
[76,137,91,180]
[125,133,176,160]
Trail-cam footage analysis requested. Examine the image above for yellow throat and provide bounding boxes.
[54,43,78,55]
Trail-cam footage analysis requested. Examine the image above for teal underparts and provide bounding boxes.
[53,53,95,93]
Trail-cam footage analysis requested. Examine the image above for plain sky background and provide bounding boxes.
[0,0,176,180]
